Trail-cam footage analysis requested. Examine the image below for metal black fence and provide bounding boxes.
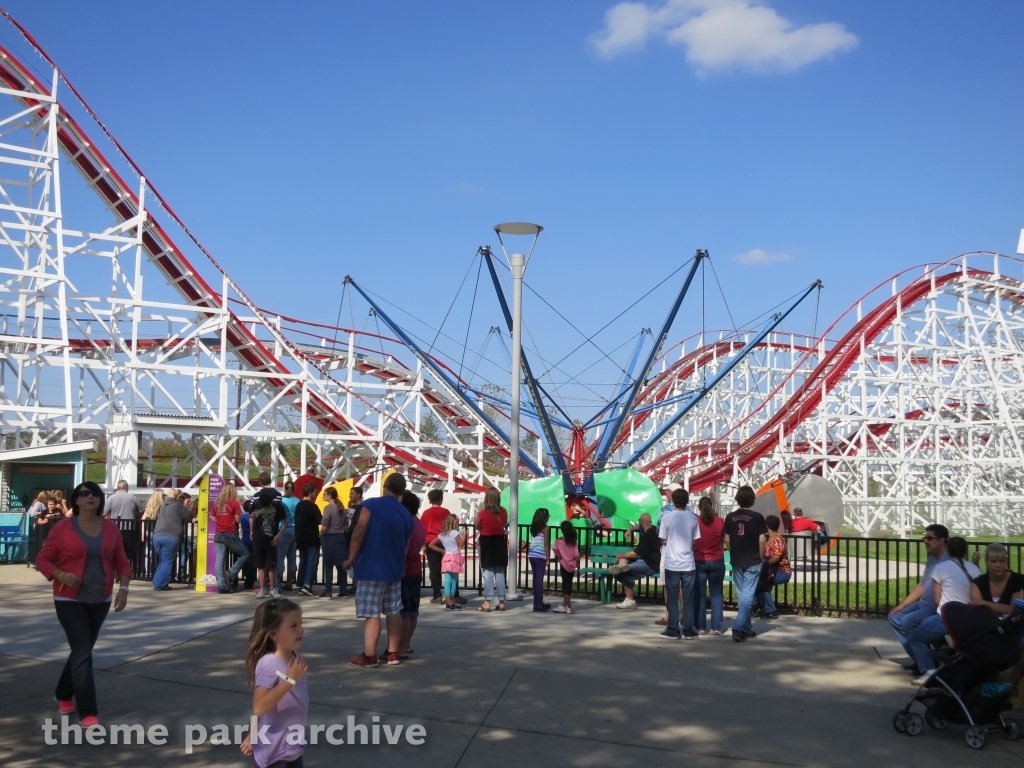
[20,519,485,592]
[513,524,1024,618]
[15,517,1021,617]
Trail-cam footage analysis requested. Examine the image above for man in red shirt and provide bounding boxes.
[789,507,820,533]
[420,490,464,605]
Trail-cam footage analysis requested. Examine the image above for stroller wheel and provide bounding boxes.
[965,725,987,750]
[892,712,907,733]
[904,713,924,736]
[1003,718,1022,741]
[925,711,949,730]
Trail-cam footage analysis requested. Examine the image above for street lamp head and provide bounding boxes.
[494,222,543,236]
[493,222,543,269]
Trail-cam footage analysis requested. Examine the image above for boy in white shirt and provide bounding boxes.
[658,488,701,640]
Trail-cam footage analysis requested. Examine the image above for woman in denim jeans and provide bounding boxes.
[475,488,508,612]
[692,497,726,635]
[212,485,249,592]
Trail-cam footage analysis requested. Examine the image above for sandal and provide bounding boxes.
[497,602,506,611]
[476,605,492,612]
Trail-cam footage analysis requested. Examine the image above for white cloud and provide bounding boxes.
[734,248,791,265]
[591,0,857,73]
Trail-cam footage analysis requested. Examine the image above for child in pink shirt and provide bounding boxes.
[552,521,580,614]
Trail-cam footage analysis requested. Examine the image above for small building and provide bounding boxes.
[0,440,97,512]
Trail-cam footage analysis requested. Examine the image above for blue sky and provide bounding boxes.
[5,1,1023,418]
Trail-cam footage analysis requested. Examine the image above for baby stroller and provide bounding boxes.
[892,601,1022,749]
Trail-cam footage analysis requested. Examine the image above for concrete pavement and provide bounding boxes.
[0,563,1020,767]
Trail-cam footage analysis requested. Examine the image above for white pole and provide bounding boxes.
[507,252,526,599]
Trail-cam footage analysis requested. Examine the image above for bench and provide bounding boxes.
[0,524,28,564]
[577,544,660,604]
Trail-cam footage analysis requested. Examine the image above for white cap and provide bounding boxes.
[663,482,683,492]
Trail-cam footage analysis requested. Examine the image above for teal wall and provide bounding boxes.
[5,451,87,510]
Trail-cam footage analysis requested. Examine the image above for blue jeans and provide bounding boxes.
[615,559,655,591]
[483,567,506,601]
[664,569,697,636]
[298,546,320,589]
[276,528,296,584]
[889,601,937,657]
[321,533,348,596]
[761,570,791,613]
[907,613,947,672]
[695,559,725,631]
[152,535,179,590]
[214,532,249,590]
[732,564,762,633]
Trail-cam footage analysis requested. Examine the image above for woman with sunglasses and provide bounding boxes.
[36,481,131,727]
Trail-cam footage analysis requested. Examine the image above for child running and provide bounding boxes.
[552,521,579,614]
[240,599,309,768]
[527,508,551,612]
[428,513,465,611]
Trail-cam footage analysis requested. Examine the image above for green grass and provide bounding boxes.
[828,535,1024,569]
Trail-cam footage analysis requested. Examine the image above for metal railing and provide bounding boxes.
[18,518,1021,617]
[512,524,1023,618]
[23,519,485,592]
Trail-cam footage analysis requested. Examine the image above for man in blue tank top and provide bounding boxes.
[344,472,414,668]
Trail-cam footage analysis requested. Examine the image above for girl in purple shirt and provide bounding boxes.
[241,599,309,768]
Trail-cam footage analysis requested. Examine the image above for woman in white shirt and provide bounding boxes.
[906,537,981,685]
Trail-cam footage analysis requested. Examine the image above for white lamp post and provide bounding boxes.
[493,222,543,599]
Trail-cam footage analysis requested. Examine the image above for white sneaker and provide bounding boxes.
[270,588,282,599]
[616,598,637,610]
[552,605,568,613]
[256,588,267,599]
[566,606,575,615]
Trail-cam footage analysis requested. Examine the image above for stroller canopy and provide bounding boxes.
[942,601,1022,672]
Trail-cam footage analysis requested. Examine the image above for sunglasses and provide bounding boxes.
[75,489,101,499]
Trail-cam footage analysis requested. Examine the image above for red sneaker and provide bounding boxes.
[81,716,100,728]
[384,652,401,665]
[349,653,379,668]
[54,697,75,714]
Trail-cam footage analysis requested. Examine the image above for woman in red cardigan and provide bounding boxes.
[36,481,131,727]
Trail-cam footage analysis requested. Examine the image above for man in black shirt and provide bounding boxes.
[244,472,287,598]
[606,513,661,609]
[724,485,767,641]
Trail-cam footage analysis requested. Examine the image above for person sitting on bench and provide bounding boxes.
[607,513,661,609]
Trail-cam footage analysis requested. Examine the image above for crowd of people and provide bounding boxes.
[603,484,789,639]
[31,470,1022,766]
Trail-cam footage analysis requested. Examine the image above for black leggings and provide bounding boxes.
[560,566,574,596]
[54,600,111,718]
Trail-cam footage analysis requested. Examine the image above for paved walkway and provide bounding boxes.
[1,564,1021,767]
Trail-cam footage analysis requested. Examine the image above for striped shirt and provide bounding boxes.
[528,531,547,559]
